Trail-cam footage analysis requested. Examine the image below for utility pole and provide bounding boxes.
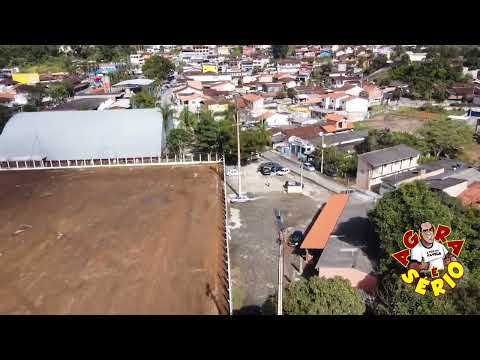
[278,230,284,315]
[300,162,304,188]
[236,106,242,197]
[320,131,325,174]
[274,209,285,316]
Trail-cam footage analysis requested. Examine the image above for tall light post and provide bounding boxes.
[236,108,242,197]
[320,131,325,174]
[300,161,304,188]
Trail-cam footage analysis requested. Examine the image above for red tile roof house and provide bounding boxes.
[362,83,383,104]
[321,113,353,134]
[242,93,264,117]
[301,194,378,295]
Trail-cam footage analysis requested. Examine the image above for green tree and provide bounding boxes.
[373,273,459,315]
[368,54,388,74]
[416,118,474,158]
[131,90,156,108]
[231,46,242,57]
[195,110,220,153]
[142,55,175,83]
[287,87,297,99]
[158,103,175,133]
[178,106,197,131]
[24,84,47,109]
[47,82,70,105]
[312,147,357,178]
[368,181,480,273]
[0,104,14,134]
[94,45,133,62]
[311,63,333,86]
[283,276,366,315]
[271,45,289,59]
[166,128,193,156]
[355,128,428,155]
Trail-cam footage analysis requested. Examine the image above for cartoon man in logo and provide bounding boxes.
[409,222,456,274]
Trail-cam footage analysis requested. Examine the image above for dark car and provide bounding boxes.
[258,162,274,172]
[324,167,338,177]
[259,162,281,175]
[289,230,304,247]
[261,167,272,175]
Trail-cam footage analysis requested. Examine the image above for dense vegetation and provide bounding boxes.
[141,55,175,83]
[166,105,271,163]
[368,181,480,314]
[0,45,134,72]
[356,117,474,160]
[375,45,480,100]
[131,90,156,109]
[282,276,366,315]
[311,147,358,179]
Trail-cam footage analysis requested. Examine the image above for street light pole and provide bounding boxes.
[274,208,285,316]
[278,230,284,315]
[320,131,325,174]
[300,162,304,188]
[236,107,242,197]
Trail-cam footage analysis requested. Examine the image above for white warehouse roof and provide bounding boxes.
[0,109,164,161]
[112,79,155,87]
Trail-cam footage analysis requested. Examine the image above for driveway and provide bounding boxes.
[227,162,333,313]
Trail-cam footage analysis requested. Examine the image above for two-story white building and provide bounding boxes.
[356,144,422,192]
[277,59,301,74]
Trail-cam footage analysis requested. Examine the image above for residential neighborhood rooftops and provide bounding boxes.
[243,93,262,102]
[314,196,377,293]
[311,130,368,147]
[51,98,106,111]
[427,178,467,190]
[301,194,350,250]
[280,125,324,140]
[358,144,421,167]
[325,113,346,122]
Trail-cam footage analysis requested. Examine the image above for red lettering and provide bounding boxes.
[403,230,419,249]
[434,224,451,243]
[392,249,410,267]
[446,240,465,257]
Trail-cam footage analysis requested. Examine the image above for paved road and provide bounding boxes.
[262,151,347,193]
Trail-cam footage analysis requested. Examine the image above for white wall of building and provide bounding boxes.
[345,98,369,113]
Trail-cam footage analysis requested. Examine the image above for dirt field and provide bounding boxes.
[363,114,426,134]
[0,165,228,314]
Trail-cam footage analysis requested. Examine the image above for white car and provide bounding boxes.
[276,167,290,176]
[227,168,239,176]
[303,162,316,172]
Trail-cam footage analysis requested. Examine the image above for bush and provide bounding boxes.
[283,276,366,315]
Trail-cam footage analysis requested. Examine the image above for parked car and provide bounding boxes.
[324,167,338,177]
[284,180,304,193]
[258,162,274,172]
[227,168,239,176]
[261,166,272,175]
[259,162,281,175]
[289,230,304,247]
[276,167,290,176]
[303,162,315,171]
